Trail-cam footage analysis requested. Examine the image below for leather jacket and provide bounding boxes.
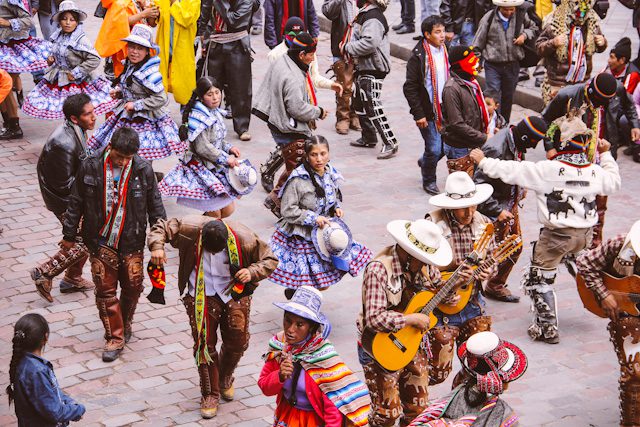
[403,39,435,122]
[147,215,278,295]
[197,0,258,37]
[62,150,167,255]
[441,72,488,149]
[37,121,89,218]
[440,0,490,34]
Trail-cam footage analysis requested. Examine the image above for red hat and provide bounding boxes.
[457,331,527,395]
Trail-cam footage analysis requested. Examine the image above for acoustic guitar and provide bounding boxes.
[576,272,640,318]
[361,227,519,372]
[438,234,523,315]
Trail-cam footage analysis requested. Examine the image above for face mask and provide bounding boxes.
[458,51,480,76]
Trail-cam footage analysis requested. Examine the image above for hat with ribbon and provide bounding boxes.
[311,217,353,272]
[429,172,494,210]
[273,286,331,339]
[458,331,528,395]
[52,0,87,22]
[587,72,618,107]
[226,159,258,195]
[386,219,453,267]
[121,24,160,51]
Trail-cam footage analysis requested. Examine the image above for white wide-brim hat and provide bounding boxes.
[492,0,524,6]
[312,217,353,262]
[52,0,87,22]
[121,24,159,51]
[226,159,258,195]
[387,219,453,267]
[429,171,494,209]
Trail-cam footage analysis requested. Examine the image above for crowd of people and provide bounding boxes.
[2,0,640,425]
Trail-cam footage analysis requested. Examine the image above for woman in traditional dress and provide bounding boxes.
[159,76,252,218]
[23,0,118,120]
[0,0,50,139]
[87,23,183,162]
[408,331,528,427]
[268,136,372,292]
[259,286,370,427]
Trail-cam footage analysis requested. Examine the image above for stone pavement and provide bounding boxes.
[1,3,639,426]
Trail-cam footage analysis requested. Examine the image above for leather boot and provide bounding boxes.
[266,139,305,216]
[198,364,220,418]
[427,325,460,385]
[120,252,144,343]
[31,242,89,302]
[608,318,640,427]
[446,155,475,177]
[259,145,284,193]
[59,252,94,294]
[96,296,125,362]
[332,60,354,135]
[0,117,23,140]
[120,295,139,344]
[219,349,244,402]
[591,195,608,249]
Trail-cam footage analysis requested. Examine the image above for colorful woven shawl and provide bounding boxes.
[99,148,134,249]
[265,332,371,426]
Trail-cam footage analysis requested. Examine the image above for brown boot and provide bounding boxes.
[350,115,361,131]
[200,395,218,419]
[335,119,349,135]
[120,295,139,344]
[96,296,125,362]
[120,253,144,343]
[609,318,640,426]
[427,325,459,385]
[198,364,220,418]
[31,242,89,302]
[266,139,305,216]
[332,59,355,135]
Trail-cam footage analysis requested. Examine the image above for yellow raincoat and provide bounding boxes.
[156,0,200,105]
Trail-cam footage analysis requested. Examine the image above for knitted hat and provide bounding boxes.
[284,17,305,47]
[587,73,618,107]
[288,31,317,54]
[514,116,548,149]
[611,37,632,61]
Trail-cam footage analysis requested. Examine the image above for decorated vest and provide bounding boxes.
[611,235,639,278]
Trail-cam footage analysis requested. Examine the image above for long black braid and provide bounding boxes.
[301,135,330,198]
[178,76,221,142]
[7,313,49,406]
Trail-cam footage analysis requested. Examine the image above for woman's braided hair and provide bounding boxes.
[7,313,49,406]
[179,76,221,142]
[301,135,330,198]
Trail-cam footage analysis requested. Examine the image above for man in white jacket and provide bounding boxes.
[469,116,621,344]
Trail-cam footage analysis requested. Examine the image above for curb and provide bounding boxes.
[318,16,545,113]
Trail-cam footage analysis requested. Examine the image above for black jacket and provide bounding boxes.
[403,39,435,122]
[441,72,488,149]
[37,121,88,218]
[197,0,258,37]
[542,81,640,148]
[440,0,490,34]
[62,151,167,255]
[474,127,521,219]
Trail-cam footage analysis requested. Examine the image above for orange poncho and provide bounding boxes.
[95,0,138,77]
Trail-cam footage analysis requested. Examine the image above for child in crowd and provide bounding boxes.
[484,89,507,136]
[7,313,85,426]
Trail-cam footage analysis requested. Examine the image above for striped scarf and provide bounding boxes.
[566,27,587,83]
[462,78,489,133]
[423,40,449,130]
[305,72,317,106]
[265,332,371,426]
[99,148,134,249]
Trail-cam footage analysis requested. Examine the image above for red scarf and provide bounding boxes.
[463,78,489,133]
[280,0,305,35]
[305,72,317,106]
[213,8,226,33]
[423,40,449,130]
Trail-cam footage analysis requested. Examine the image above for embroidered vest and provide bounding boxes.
[611,236,638,278]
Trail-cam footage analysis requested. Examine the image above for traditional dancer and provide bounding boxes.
[259,286,371,427]
[31,94,97,303]
[408,331,527,427]
[159,76,257,218]
[63,127,167,362]
[0,0,50,139]
[23,1,117,120]
[358,218,472,426]
[577,219,640,427]
[470,115,621,344]
[88,24,183,162]
[474,116,549,303]
[425,172,496,387]
[147,215,278,419]
[268,136,372,293]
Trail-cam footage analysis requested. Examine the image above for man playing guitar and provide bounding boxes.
[577,219,640,427]
[425,172,496,387]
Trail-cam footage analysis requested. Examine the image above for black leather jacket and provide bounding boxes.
[197,0,258,37]
[403,39,435,122]
[37,121,89,218]
[440,0,490,34]
[62,150,167,255]
[474,127,521,219]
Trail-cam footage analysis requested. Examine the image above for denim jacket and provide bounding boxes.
[14,353,85,427]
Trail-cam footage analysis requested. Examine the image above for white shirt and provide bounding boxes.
[188,248,232,302]
[424,43,447,104]
[487,112,497,136]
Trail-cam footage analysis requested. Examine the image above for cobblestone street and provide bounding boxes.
[1,2,639,425]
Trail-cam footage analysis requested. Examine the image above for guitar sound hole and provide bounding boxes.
[461,285,469,290]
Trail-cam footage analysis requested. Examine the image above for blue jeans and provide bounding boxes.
[420,0,441,23]
[451,21,475,47]
[434,294,486,327]
[444,144,471,160]
[270,129,298,146]
[419,121,443,186]
[484,61,520,122]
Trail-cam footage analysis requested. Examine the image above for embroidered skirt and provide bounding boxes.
[0,37,50,74]
[273,402,322,427]
[268,229,372,289]
[87,112,184,161]
[159,160,241,211]
[23,78,118,120]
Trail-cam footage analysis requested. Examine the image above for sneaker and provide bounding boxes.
[239,132,251,141]
[350,138,377,148]
[377,143,397,159]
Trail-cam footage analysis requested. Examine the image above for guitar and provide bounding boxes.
[576,272,640,318]
[361,225,495,372]
[437,234,523,315]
